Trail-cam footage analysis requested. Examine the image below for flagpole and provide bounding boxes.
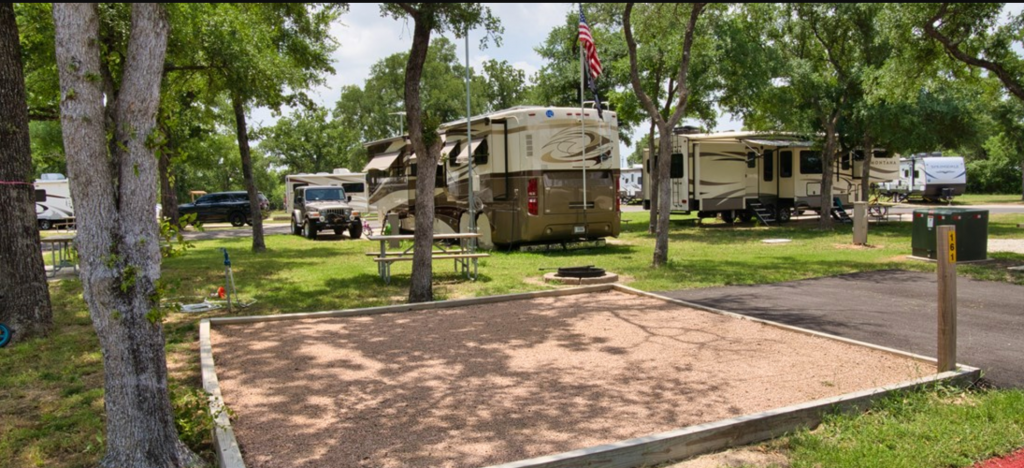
[580,40,588,226]
[465,31,476,252]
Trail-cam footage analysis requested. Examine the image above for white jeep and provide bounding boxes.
[290,185,362,240]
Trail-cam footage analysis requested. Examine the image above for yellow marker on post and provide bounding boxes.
[948,231,957,263]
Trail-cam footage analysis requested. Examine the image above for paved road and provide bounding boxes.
[659,270,1024,388]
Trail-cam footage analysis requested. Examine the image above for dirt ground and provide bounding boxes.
[210,291,932,468]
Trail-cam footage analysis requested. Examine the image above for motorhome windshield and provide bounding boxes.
[305,187,345,202]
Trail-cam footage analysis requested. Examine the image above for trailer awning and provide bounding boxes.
[742,138,815,148]
[363,151,400,171]
[454,138,485,164]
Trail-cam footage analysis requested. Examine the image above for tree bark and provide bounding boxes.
[158,147,179,225]
[0,2,53,343]
[818,112,838,230]
[232,94,266,253]
[859,135,874,202]
[404,9,436,303]
[646,120,658,234]
[54,4,200,466]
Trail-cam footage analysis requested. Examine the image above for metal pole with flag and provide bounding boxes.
[578,6,603,230]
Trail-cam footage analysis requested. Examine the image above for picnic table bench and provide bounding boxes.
[40,235,77,278]
[366,233,489,284]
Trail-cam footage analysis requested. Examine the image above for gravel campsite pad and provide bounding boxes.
[210,291,932,468]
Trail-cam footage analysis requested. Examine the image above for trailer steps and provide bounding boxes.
[830,206,853,224]
[748,202,776,226]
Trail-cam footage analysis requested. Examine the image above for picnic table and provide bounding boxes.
[40,235,77,278]
[366,232,489,284]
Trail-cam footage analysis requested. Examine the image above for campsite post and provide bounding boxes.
[853,201,867,245]
[937,225,957,372]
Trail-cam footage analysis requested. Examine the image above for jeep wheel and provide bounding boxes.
[304,219,317,240]
[291,217,301,235]
[349,222,363,240]
[228,212,246,227]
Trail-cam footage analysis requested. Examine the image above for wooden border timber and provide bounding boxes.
[201,284,980,468]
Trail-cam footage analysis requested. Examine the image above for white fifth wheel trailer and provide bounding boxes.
[362,105,621,248]
[877,153,967,202]
[284,169,371,214]
[642,129,899,222]
[34,174,74,230]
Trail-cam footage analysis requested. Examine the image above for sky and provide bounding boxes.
[250,3,1022,170]
[249,3,735,168]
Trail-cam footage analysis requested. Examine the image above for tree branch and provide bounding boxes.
[623,2,665,130]
[665,3,705,128]
[924,3,1024,103]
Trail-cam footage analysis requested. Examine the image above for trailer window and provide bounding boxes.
[35,189,47,202]
[780,150,792,178]
[341,183,365,194]
[875,150,892,158]
[763,150,774,182]
[853,150,865,161]
[746,152,756,169]
[800,151,823,174]
[671,153,684,178]
[841,154,852,170]
[474,139,489,165]
[448,142,460,167]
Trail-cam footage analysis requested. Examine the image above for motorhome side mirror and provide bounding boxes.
[296,196,303,203]
[347,195,352,202]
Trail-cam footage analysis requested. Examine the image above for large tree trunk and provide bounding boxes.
[232,95,266,253]
[860,135,874,202]
[405,13,435,303]
[647,120,658,234]
[54,4,200,466]
[0,3,53,343]
[818,113,838,230]
[158,148,179,225]
[653,124,674,266]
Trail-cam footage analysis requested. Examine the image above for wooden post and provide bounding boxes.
[937,225,957,372]
[387,213,400,249]
[853,201,867,245]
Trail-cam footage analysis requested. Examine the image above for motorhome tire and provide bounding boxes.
[38,219,51,230]
[304,220,317,240]
[777,207,791,223]
[349,223,362,240]
[229,212,246,227]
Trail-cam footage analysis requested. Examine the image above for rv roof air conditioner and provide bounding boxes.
[39,173,67,181]
[673,126,701,135]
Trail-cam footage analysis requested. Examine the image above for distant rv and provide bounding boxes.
[362,106,622,248]
[878,153,967,202]
[34,173,74,230]
[642,129,899,222]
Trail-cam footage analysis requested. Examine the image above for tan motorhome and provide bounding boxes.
[643,129,898,222]
[362,106,621,248]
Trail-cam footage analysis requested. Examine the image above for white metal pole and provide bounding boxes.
[580,45,587,222]
[465,32,476,252]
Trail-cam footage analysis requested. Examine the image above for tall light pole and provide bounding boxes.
[465,31,476,251]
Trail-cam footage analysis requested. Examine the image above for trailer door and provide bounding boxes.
[670,151,687,211]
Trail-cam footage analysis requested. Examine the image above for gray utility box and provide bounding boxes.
[911,208,988,261]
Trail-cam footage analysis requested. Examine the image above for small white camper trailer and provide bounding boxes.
[877,153,967,202]
[284,169,371,214]
[34,174,74,230]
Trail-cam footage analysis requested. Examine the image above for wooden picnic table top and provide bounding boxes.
[366,232,482,242]
[40,235,76,244]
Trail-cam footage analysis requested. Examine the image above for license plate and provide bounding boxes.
[573,226,585,234]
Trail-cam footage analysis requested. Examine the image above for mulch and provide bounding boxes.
[973,448,1024,468]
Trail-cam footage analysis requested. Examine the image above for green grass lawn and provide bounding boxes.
[3,211,1024,468]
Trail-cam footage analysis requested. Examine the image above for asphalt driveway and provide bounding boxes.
[659,270,1024,388]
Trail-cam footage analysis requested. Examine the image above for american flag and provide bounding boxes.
[578,8,602,80]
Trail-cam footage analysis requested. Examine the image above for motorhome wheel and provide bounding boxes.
[777,208,791,223]
[38,219,51,230]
